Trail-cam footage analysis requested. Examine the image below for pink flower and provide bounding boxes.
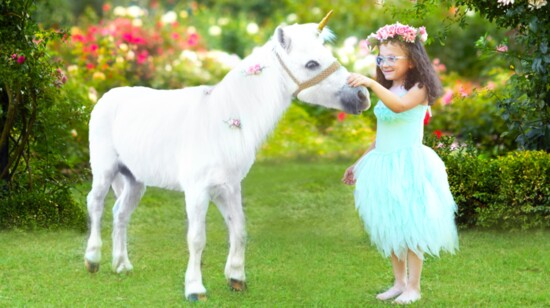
[442,89,453,105]
[17,55,26,64]
[459,86,469,97]
[187,33,199,47]
[137,50,149,64]
[245,64,265,75]
[496,44,508,52]
[418,26,428,42]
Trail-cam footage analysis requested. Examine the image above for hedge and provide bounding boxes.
[427,136,550,230]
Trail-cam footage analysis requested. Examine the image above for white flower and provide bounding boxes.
[132,19,143,27]
[161,11,177,24]
[286,13,297,23]
[127,5,145,18]
[246,23,259,35]
[113,6,126,17]
[218,17,230,26]
[528,0,547,9]
[497,0,514,6]
[209,25,222,36]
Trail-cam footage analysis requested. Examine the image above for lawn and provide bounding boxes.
[0,161,548,307]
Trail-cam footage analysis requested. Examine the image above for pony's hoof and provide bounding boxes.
[229,279,247,292]
[85,259,100,273]
[187,293,208,302]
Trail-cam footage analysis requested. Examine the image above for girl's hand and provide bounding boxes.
[342,166,356,185]
[347,73,373,88]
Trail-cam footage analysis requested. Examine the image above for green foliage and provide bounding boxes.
[0,0,86,230]
[477,151,550,229]
[259,105,376,160]
[412,0,550,150]
[427,135,550,229]
[427,71,516,156]
[0,183,86,231]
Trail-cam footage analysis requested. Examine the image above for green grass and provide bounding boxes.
[1,161,549,307]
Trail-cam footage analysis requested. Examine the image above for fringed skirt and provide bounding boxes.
[354,145,459,260]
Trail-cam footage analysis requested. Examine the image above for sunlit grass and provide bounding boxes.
[1,161,548,307]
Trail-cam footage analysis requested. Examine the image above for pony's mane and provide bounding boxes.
[206,40,289,157]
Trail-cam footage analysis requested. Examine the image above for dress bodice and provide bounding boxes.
[373,91,428,153]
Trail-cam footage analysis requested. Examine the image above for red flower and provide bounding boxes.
[423,110,431,125]
[17,55,26,64]
[86,63,95,70]
[337,112,346,122]
[434,130,442,139]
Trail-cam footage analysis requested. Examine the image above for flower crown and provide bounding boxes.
[366,23,428,47]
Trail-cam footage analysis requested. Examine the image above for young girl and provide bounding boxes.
[342,23,458,304]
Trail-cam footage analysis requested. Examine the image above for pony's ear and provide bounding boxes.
[276,27,291,53]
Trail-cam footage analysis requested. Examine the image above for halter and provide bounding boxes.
[275,51,341,98]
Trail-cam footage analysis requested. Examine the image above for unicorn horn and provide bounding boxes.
[317,10,334,32]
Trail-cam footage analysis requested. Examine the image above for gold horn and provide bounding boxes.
[317,10,334,32]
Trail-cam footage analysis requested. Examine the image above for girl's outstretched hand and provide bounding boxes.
[348,73,373,88]
[342,166,356,185]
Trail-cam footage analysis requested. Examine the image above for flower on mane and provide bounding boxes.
[366,23,428,48]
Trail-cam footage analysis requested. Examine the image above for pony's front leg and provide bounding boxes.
[184,188,210,302]
[212,182,247,291]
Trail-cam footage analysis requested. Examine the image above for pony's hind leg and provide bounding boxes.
[184,187,210,301]
[85,169,116,273]
[212,182,247,291]
[112,169,145,273]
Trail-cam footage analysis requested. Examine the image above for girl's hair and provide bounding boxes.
[375,39,443,105]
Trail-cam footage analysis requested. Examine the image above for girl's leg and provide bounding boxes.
[394,249,423,304]
[376,252,407,300]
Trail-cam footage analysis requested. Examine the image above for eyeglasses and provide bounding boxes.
[376,55,408,67]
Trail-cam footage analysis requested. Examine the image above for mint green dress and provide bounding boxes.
[354,90,458,260]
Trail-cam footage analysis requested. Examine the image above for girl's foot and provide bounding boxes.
[393,288,421,304]
[376,284,406,301]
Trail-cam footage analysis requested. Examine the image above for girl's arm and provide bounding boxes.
[348,73,427,113]
[342,140,376,185]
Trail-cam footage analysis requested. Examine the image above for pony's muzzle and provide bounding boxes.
[340,85,371,114]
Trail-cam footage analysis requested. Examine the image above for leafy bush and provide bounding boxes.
[427,135,550,229]
[1,0,86,230]
[477,151,550,229]
[0,183,86,231]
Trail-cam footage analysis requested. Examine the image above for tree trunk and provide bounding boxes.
[0,87,9,188]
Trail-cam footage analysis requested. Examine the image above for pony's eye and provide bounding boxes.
[305,60,320,69]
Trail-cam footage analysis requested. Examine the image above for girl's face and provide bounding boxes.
[378,42,413,86]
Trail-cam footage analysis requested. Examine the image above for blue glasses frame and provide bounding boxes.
[376,55,408,67]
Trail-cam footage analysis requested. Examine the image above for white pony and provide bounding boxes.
[84,13,370,301]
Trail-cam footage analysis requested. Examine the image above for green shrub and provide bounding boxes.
[477,151,550,230]
[0,183,86,231]
[427,135,550,229]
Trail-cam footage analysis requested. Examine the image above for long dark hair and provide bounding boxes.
[375,39,443,105]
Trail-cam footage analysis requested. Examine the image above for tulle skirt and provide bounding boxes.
[354,145,459,260]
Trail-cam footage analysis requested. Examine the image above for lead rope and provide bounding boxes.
[275,52,341,97]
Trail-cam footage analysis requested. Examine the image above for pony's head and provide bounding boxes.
[273,15,370,114]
